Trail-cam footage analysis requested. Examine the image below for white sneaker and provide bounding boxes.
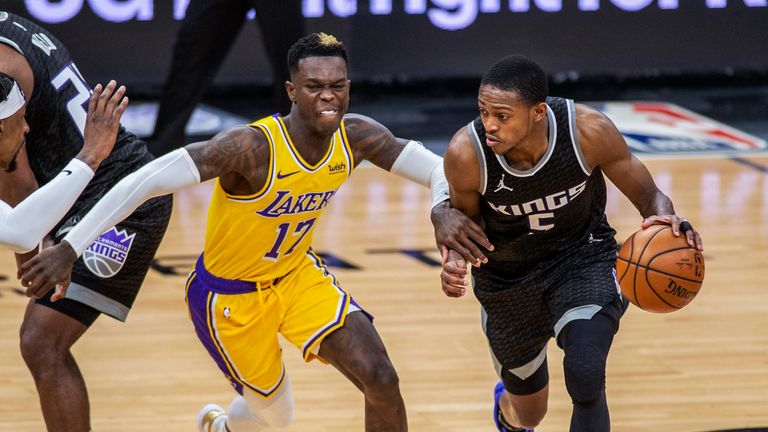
[196,403,227,432]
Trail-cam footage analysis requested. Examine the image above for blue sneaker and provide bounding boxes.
[493,381,533,432]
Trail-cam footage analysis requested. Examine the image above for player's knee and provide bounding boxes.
[259,399,294,428]
[238,379,295,429]
[18,323,55,366]
[359,357,400,399]
[563,344,606,403]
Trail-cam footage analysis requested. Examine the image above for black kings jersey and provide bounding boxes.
[0,12,151,187]
[469,97,615,275]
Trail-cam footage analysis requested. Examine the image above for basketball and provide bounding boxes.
[616,225,705,313]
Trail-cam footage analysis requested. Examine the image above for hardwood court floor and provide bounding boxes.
[0,155,767,431]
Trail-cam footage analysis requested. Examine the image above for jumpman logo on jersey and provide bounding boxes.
[494,174,514,193]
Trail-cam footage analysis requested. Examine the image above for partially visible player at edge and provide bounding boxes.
[20,33,491,432]
[0,76,126,252]
[435,55,702,432]
[1,12,173,432]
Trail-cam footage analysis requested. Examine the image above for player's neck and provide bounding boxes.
[281,115,334,165]
[502,117,550,170]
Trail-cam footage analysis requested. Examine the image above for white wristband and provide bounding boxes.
[430,164,450,208]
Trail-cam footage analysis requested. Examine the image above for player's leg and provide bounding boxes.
[198,380,294,432]
[318,311,406,431]
[252,0,305,114]
[187,257,293,432]
[475,269,554,431]
[20,196,171,431]
[485,311,549,431]
[557,306,619,432]
[19,298,95,432]
[150,0,251,155]
[550,239,625,432]
[278,251,406,431]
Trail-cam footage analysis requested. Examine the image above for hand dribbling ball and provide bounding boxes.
[616,225,704,313]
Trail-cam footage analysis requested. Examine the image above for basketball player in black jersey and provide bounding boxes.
[436,55,703,432]
[0,12,172,432]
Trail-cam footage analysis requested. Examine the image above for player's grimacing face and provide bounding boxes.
[291,56,350,134]
[478,85,541,155]
[0,106,29,171]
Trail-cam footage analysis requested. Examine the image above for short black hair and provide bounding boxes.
[481,55,548,106]
[0,71,16,103]
[287,33,348,75]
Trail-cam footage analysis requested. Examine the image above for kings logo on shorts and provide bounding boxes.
[83,227,136,278]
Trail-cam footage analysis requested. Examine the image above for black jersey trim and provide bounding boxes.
[467,121,488,194]
[567,99,592,176]
[495,104,557,177]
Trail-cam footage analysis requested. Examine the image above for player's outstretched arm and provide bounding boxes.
[18,125,266,299]
[344,114,492,261]
[576,104,702,250]
[0,81,127,253]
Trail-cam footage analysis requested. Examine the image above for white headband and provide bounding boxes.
[0,81,25,120]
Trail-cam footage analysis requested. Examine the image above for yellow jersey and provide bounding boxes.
[203,114,354,281]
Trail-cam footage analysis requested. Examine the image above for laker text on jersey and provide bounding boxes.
[256,190,336,217]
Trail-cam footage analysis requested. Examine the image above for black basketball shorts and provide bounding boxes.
[37,194,172,326]
[473,237,625,379]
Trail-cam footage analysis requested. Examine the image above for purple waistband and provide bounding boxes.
[194,255,271,294]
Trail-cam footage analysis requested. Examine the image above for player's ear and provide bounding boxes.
[285,80,296,103]
[532,102,547,121]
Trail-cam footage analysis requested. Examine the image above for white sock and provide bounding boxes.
[227,374,295,431]
[226,395,269,432]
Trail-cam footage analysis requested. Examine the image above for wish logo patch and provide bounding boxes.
[83,227,136,278]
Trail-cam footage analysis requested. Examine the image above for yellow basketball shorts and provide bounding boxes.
[185,250,366,398]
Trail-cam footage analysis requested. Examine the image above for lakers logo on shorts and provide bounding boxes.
[83,227,136,278]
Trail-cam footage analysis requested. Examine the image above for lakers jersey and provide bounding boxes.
[203,114,355,281]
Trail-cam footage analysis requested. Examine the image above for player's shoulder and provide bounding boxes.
[445,125,475,162]
[340,113,396,149]
[205,124,270,156]
[574,103,614,136]
[341,113,385,137]
[573,103,625,166]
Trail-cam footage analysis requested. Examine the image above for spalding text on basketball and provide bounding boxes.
[664,280,697,300]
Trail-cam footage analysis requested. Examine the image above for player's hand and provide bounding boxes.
[441,249,469,298]
[431,201,493,267]
[18,241,77,301]
[76,80,129,171]
[641,214,703,251]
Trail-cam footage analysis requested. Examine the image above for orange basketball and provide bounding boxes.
[616,225,705,313]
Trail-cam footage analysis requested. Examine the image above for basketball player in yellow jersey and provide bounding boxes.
[20,33,492,431]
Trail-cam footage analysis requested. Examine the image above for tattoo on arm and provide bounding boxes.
[345,114,407,170]
[185,126,268,183]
